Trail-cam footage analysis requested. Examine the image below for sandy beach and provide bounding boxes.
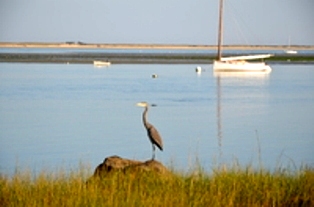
[1,42,314,51]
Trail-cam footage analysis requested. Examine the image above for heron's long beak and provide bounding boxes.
[136,102,149,107]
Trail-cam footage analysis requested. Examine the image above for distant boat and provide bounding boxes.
[93,60,111,67]
[285,50,298,54]
[285,36,298,54]
[213,0,273,72]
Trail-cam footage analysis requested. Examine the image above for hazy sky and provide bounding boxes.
[1,0,313,45]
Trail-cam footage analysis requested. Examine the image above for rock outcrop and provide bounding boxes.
[92,155,170,179]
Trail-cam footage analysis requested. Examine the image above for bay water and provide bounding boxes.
[0,62,313,175]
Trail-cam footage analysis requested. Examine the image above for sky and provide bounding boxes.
[0,0,313,45]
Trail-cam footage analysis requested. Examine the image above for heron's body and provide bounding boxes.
[137,102,163,160]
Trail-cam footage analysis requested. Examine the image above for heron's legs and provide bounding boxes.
[152,144,156,160]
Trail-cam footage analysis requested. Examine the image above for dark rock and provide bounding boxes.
[92,155,170,178]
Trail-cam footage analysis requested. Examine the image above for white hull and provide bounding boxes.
[213,60,272,72]
[285,50,298,54]
[93,61,111,67]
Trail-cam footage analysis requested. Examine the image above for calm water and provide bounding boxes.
[0,62,313,175]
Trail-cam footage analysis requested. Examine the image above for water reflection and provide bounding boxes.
[216,76,223,158]
[1,63,313,174]
[215,70,271,163]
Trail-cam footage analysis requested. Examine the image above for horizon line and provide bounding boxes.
[0,42,313,50]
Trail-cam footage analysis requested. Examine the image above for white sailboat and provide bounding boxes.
[213,0,273,72]
[285,36,298,54]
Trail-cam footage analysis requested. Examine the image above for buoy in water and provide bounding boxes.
[195,66,202,73]
[152,74,158,78]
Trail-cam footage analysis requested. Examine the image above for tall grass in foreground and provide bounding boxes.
[1,164,313,207]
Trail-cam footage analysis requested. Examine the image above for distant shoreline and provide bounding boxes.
[1,42,314,64]
[1,42,314,50]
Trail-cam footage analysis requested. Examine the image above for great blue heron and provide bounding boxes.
[136,102,163,160]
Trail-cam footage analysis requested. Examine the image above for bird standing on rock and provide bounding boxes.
[136,102,163,160]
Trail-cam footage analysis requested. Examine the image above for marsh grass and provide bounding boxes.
[1,163,313,207]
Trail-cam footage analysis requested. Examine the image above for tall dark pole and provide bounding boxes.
[217,0,224,61]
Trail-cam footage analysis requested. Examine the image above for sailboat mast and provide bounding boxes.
[217,0,224,61]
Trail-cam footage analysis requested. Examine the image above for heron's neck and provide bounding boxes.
[143,106,152,128]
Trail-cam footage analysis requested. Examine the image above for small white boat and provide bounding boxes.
[93,60,111,67]
[213,0,273,73]
[285,50,298,54]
